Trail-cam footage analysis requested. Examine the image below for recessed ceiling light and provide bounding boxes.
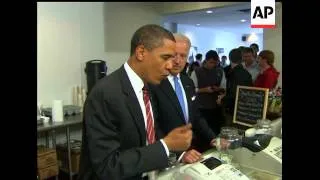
[206,10,213,14]
[196,24,200,26]
[240,19,247,22]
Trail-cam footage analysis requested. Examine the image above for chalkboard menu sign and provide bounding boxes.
[233,86,269,127]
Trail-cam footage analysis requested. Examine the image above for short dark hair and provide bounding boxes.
[205,50,219,61]
[237,46,246,54]
[242,47,255,54]
[229,48,242,64]
[250,43,259,52]
[191,61,200,67]
[130,24,175,56]
[195,53,202,60]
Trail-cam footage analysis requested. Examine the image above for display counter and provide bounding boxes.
[157,135,282,180]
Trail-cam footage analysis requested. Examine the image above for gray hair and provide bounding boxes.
[173,33,191,48]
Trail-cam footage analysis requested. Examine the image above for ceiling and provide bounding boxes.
[162,3,263,34]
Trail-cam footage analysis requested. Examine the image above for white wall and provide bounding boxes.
[37,2,106,145]
[104,2,162,73]
[157,2,246,15]
[38,2,279,108]
[37,2,106,107]
[263,3,282,87]
[177,24,263,64]
[38,2,165,106]
[177,25,216,56]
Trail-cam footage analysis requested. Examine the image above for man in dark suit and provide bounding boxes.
[150,34,229,164]
[77,24,193,180]
[217,48,253,126]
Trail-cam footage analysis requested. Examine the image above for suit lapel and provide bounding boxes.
[159,79,185,123]
[180,76,193,123]
[148,89,161,139]
[120,66,146,145]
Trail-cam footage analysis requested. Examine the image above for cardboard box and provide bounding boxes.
[37,146,58,169]
[38,164,59,180]
[37,146,59,179]
[56,140,81,173]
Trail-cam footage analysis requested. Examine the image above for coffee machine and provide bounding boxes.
[85,60,107,94]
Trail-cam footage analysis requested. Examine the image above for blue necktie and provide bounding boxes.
[173,76,188,123]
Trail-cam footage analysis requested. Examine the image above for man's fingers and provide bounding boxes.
[184,156,193,163]
[183,150,204,164]
[179,123,192,132]
[187,150,202,161]
[189,149,202,157]
[184,123,192,130]
[187,153,198,161]
[184,154,197,163]
[194,150,202,157]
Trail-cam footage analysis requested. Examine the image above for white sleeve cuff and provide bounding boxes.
[160,139,170,157]
[177,151,186,162]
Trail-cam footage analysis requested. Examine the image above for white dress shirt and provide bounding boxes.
[242,61,260,82]
[124,62,169,155]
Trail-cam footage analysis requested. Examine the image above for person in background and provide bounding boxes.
[250,43,260,59]
[181,62,189,76]
[150,34,229,164]
[191,50,225,135]
[242,47,260,82]
[187,61,200,77]
[77,24,193,180]
[223,62,232,81]
[217,48,253,126]
[220,55,228,68]
[195,53,203,65]
[254,50,280,90]
[238,46,246,57]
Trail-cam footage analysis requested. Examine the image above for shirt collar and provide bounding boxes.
[124,62,144,94]
[242,61,258,69]
[168,73,180,81]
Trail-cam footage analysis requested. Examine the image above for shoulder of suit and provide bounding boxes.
[180,74,193,83]
[91,68,123,96]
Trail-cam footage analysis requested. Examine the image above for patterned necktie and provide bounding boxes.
[173,76,188,123]
[142,86,156,144]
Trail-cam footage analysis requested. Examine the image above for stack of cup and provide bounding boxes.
[52,100,64,122]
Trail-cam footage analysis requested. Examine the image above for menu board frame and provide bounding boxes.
[233,86,269,127]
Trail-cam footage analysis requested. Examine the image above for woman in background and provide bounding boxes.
[254,50,280,90]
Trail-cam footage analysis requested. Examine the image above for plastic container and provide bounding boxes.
[255,119,273,135]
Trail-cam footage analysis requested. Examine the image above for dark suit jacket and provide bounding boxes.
[224,65,232,80]
[77,66,169,180]
[223,64,253,114]
[149,74,215,149]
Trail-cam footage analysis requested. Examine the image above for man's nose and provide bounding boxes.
[166,59,174,69]
[173,55,182,64]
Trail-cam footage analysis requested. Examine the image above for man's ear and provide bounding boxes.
[135,45,145,61]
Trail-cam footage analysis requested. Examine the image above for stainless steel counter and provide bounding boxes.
[37,114,82,180]
[37,114,82,132]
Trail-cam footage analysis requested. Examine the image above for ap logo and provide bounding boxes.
[251,0,275,28]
